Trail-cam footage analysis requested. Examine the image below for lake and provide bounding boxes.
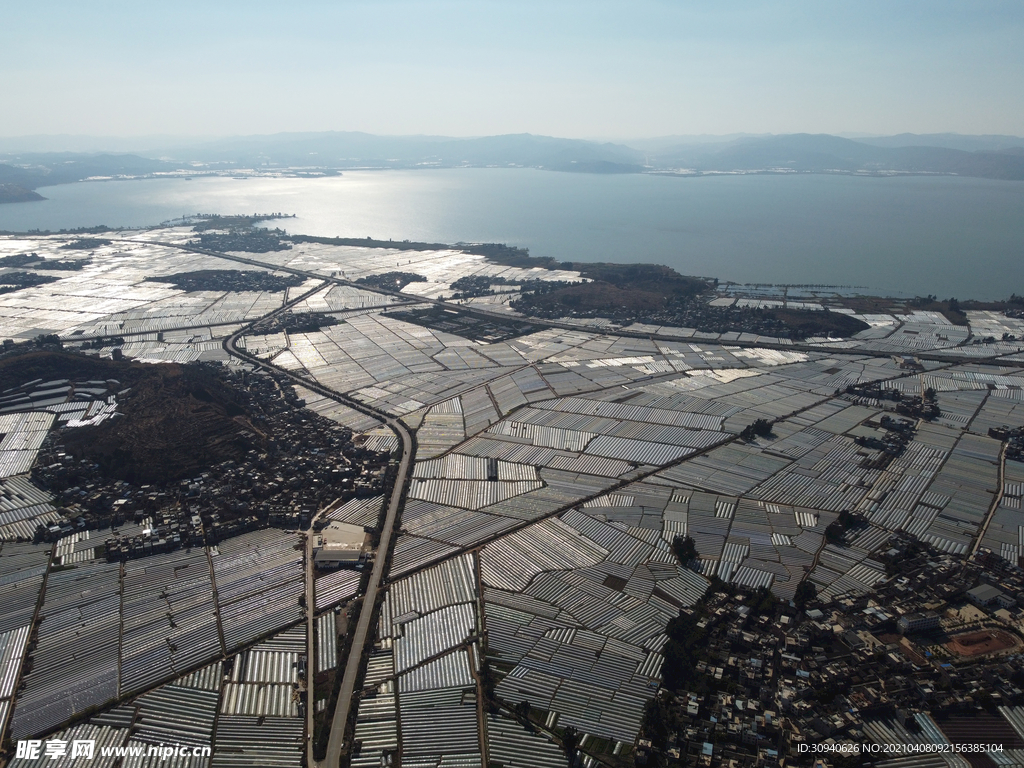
[1,169,1022,299]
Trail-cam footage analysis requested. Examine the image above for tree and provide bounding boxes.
[479,660,499,713]
[662,610,707,691]
[740,418,773,440]
[749,585,776,616]
[562,726,580,767]
[794,579,817,608]
[641,697,670,751]
[672,535,698,568]
[515,700,532,730]
[825,520,846,545]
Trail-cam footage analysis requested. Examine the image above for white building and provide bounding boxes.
[898,611,940,634]
[313,521,368,569]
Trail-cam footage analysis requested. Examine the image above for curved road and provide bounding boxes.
[165,257,416,768]
[219,318,412,768]
[140,235,1024,767]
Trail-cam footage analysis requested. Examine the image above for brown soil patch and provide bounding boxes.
[947,629,1019,657]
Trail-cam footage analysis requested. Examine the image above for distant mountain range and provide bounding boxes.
[162,131,645,172]
[2,131,1023,198]
[644,133,1024,179]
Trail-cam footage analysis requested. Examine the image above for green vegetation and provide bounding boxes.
[195,229,292,253]
[34,259,91,271]
[825,522,845,545]
[672,535,699,568]
[187,214,295,252]
[513,700,532,729]
[249,311,343,335]
[746,586,778,616]
[0,184,45,204]
[574,262,711,294]
[825,509,866,545]
[512,263,712,320]
[510,264,871,340]
[561,726,581,767]
[382,306,541,342]
[0,352,124,393]
[661,609,707,691]
[640,698,671,751]
[766,307,870,337]
[144,269,305,293]
[354,271,427,291]
[512,264,712,321]
[449,274,520,299]
[479,659,499,713]
[0,271,60,294]
[794,579,817,608]
[0,252,88,272]
[60,362,261,484]
[739,418,774,441]
[59,237,111,250]
[0,254,37,268]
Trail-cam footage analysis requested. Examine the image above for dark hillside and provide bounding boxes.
[513,263,712,319]
[0,184,44,204]
[0,352,265,483]
[61,362,265,483]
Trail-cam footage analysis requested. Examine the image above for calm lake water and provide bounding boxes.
[2,169,1022,299]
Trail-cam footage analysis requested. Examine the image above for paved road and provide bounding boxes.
[323,424,412,767]
[144,235,1024,765]
[178,259,415,768]
[223,331,413,767]
[304,507,325,766]
[143,238,1024,369]
[219,328,412,768]
[971,441,1008,557]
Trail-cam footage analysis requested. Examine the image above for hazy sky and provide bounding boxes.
[3,0,1023,139]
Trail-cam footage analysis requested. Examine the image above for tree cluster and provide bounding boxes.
[740,418,773,440]
[672,535,699,568]
[354,271,427,291]
[661,610,707,691]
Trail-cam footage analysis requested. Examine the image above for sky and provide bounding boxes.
[2,0,1023,140]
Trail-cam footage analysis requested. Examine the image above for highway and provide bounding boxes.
[304,505,325,766]
[322,424,412,767]
[176,254,415,768]
[223,327,413,768]
[143,238,1024,369]
[139,235,1024,765]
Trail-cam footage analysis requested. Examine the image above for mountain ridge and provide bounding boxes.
[2,131,1023,198]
